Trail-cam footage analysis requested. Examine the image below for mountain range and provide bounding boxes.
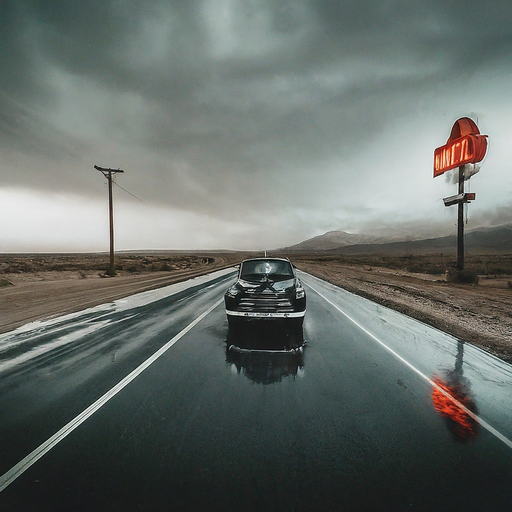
[284,224,512,255]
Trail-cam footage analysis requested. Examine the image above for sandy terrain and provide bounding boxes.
[0,254,240,334]
[1,253,511,364]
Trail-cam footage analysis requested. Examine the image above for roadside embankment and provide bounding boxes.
[294,258,512,363]
[0,253,244,334]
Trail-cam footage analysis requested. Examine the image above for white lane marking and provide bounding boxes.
[307,282,512,451]
[0,297,223,493]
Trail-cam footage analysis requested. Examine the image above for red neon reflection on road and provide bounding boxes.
[432,374,479,442]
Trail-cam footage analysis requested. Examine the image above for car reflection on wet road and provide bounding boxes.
[227,348,305,385]
[0,269,511,511]
[227,316,306,352]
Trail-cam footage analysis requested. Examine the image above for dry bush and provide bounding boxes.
[0,253,217,275]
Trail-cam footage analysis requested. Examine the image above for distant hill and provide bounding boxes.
[284,225,512,255]
[285,231,383,251]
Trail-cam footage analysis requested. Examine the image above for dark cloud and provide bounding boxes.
[1,0,511,249]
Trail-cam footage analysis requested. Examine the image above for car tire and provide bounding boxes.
[293,317,304,333]
[288,318,304,346]
[227,316,240,334]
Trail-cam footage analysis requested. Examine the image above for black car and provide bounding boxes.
[224,258,306,334]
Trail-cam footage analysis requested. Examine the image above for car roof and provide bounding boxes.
[240,257,291,263]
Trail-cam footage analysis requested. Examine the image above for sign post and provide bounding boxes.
[457,165,465,270]
[433,118,487,273]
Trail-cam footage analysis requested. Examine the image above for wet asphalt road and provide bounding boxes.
[0,269,511,511]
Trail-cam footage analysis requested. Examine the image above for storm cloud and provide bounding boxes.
[1,1,512,250]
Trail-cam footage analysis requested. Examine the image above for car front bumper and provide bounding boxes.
[226,310,306,318]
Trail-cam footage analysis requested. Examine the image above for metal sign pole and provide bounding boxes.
[434,118,488,281]
[457,165,465,270]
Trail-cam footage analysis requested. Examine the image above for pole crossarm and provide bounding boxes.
[94,165,124,177]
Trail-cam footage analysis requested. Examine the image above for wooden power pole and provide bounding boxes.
[94,165,124,276]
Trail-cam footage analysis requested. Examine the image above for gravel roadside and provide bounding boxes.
[295,260,512,364]
[0,256,239,335]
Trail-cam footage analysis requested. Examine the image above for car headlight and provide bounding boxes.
[226,287,241,298]
[295,285,305,299]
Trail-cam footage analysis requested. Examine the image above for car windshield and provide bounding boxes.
[240,260,294,282]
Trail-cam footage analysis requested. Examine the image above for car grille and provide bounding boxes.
[238,292,294,313]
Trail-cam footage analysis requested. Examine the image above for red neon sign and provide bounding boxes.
[433,118,488,177]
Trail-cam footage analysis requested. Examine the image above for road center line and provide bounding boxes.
[0,297,224,493]
[307,281,512,451]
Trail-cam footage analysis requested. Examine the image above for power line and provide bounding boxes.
[113,181,153,210]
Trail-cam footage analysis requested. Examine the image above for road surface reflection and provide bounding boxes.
[225,321,305,384]
[226,348,305,385]
[226,319,304,351]
[432,341,480,442]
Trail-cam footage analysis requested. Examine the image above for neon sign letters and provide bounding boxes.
[433,118,488,177]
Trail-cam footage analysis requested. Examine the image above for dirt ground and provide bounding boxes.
[0,254,241,335]
[1,253,511,364]
[294,258,512,363]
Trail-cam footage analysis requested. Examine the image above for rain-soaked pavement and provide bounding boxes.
[0,269,511,511]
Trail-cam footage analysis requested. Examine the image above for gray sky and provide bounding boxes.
[1,0,512,251]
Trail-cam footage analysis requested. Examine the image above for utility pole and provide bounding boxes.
[94,165,124,276]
